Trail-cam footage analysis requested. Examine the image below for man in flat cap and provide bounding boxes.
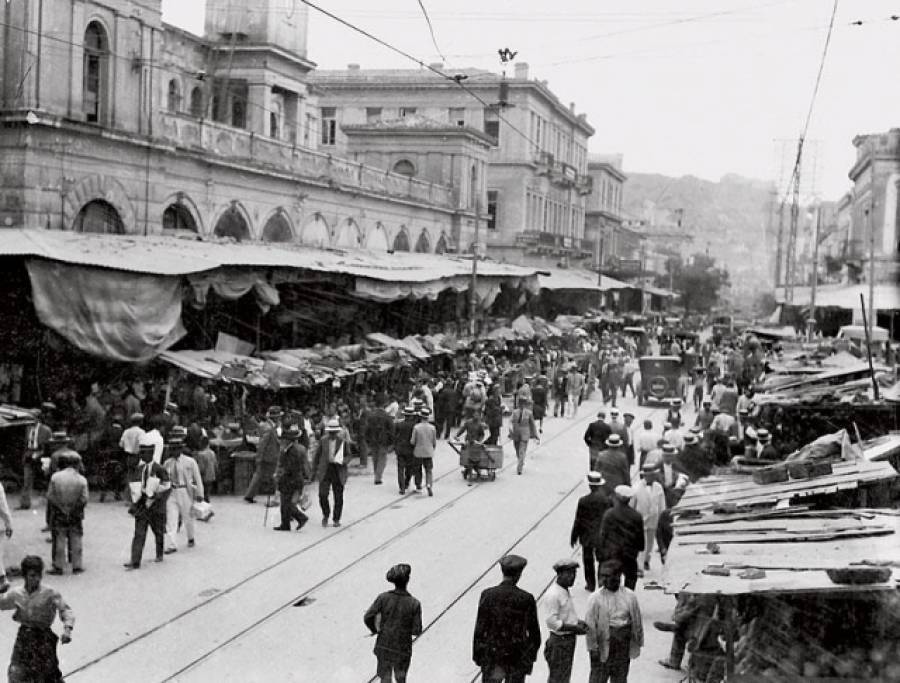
[364,563,422,682]
[598,486,644,590]
[473,555,541,682]
[543,559,587,682]
[570,472,611,592]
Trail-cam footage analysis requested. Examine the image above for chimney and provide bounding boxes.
[514,62,529,80]
[347,63,360,71]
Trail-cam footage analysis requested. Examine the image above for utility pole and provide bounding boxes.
[774,201,785,288]
[785,139,804,304]
[469,181,481,337]
[867,201,876,339]
[639,242,647,315]
[808,204,820,340]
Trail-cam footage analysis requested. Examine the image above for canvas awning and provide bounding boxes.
[776,284,900,310]
[537,267,630,291]
[1,230,540,362]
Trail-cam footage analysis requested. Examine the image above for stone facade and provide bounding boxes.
[0,0,480,253]
[584,156,638,277]
[309,63,594,263]
[848,129,900,284]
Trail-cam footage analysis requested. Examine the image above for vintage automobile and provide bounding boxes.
[636,355,686,405]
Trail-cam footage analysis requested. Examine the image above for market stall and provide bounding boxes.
[664,448,900,681]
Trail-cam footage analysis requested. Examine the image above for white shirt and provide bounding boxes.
[119,425,146,455]
[591,587,632,628]
[663,428,684,451]
[636,428,658,454]
[630,479,666,528]
[140,429,164,464]
[544,582,580,635]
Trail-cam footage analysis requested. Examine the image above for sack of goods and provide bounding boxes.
[190,501,215,522]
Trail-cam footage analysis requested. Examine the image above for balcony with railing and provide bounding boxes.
[156,112,454,208]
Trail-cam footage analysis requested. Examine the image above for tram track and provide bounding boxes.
[66,403,653,681]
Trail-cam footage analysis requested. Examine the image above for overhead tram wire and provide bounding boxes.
[415,0,447,64]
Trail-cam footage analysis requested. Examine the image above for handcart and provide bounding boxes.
[449,440,503,481]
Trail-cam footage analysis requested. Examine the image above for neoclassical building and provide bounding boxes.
[0,0,486,253]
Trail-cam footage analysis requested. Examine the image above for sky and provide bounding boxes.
[160,0,900,200]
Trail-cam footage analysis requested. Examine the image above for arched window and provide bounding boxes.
[83,22,109,123]
[73,200,124,234]
[334,219,362,248]
[167,79,181,113]
[367,223,390,252]
[301,215,330,247]
[435,234,449,255]
[189,87,204,118]
[392,159,416,177]
[262,212,293,243]
[214,206,251,242]
[414,231,430,253]
[393,230,410,252]
[162,204,197,234]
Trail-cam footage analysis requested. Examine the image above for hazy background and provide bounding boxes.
[161,0,900,200]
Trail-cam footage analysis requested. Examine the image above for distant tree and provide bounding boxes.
[656,253,730,315]
[754,291,777,318]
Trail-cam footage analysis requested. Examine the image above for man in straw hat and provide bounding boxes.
[311,418,349,527]
[596,435,630,493]
[124,443,170,569]
[543,558,588,682]
[273,423,309,532]
[598,486,644,590]
[364,563,422,682]
[410,408,437,496]
[570,472,611,593]
[162,426,203,554]
[395,405,419,495]
[630,465,667,574]
[473,555,541,682]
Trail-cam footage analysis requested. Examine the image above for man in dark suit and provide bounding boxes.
[394,406,419,494]
[473,554,542,683]
[595,435,630,494]
[244,407,282,503]
[598,486,645,590]
[583,411,611,471]
[125,444,171,570]
[570,472,611,592]
[273,424,309,531]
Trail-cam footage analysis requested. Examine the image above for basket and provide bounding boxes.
[826,566,891,585]
[787,462,811,479]
[752,464,788,485]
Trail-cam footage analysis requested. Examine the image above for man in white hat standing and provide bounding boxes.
[410,408,437,496]
[570,472,611,593]
[596,435,630,493]
[311,418,348,527]
[543,558,587,682]
[598,485,644,590]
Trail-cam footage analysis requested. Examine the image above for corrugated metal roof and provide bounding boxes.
[538,267,630,291]
[0,230,537,284]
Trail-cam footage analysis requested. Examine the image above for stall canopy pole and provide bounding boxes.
[860,293,880,400]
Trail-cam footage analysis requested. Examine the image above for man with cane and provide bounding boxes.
[273,423,309,531]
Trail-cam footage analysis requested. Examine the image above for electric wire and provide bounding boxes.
[415,0,447,64]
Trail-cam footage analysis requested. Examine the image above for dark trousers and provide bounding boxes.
[375,651,411,682]
[51,523,83,571]
[619,556,638,590]
[582,544,602,591]
[130,511,165,566]
[434,409,448,439]
[480,664,526,683]
[318,465,345,523]
[278,487,308,529]
[545,632,577,683]
[589,626,632,683]
[404,459,424,489]
[486,422,501,445]
[201,479,214,503]
[18,455,37,509]
[656,510,674,560]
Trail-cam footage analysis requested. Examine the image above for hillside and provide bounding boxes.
[623,172,776,305]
